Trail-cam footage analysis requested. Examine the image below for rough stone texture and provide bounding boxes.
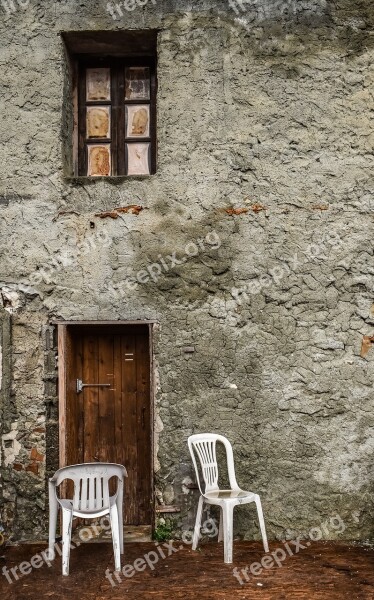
[0,0,374,541]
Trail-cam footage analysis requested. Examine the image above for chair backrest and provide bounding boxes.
[188,434,239,495]
[51,463,127,512]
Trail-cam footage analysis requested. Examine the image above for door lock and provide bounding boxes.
[76,379,111,393]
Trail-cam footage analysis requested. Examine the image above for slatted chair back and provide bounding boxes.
[54,463,126,513]
[188,434,240,495]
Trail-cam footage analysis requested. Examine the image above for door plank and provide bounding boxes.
[75,335,84,465]
[83,334,99,463]
[113,335,123,465]
[121,331,138,524]
[136,328,152,524]
[58,325,67,468]
[66,328,78,468]
[98,334,115,465]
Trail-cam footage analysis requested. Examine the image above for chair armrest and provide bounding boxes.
[48,478,58,496]
[110,473,126,503]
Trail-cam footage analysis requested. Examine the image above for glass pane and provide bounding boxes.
[88,144,111,176]
[126,105,150,138]
[86,107,111,139]
[127,143,150,175]
[86,68,111,101]
[125,67,150,100]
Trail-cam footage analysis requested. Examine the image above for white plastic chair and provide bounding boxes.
[188,433,268,563]
[48,462,127,575]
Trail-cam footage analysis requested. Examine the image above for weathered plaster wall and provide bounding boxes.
[0,0,373,541]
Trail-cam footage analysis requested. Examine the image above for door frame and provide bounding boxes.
[56,320,156,526]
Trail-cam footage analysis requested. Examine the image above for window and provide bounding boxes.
[78,58,156,176]
[62,31,158,178]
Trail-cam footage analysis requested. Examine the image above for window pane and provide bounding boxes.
[125,67,150,100]
[86,68,111,101]
[88,144,111,176]
[127,143,150,175]
[86,107,111,139]
[126,105,150,138]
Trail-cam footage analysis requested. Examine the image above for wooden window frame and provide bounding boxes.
[77,56,157,177]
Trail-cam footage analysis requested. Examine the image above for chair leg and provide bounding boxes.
[222,503,234,564]
[117,499,124,555]
[61,509,72,576]
[255,495,269,553]
[192,496,204,551]
[110,504,121,572]
[117,481,124,554]
[48,482,58,560]
[218,507,223,542]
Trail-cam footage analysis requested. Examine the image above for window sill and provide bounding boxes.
[65,175,154,185]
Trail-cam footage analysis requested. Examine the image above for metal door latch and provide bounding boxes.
[76,379,111,393]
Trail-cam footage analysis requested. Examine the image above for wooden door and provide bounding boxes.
[61,324,152,525]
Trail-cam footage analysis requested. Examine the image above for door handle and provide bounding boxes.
[76,379,111,393]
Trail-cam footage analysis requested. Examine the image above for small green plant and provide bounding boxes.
[153,518,175,542]
[0,524,7,548]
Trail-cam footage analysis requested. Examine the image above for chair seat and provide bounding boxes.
[58,495,116,518]
[204,489,255,500]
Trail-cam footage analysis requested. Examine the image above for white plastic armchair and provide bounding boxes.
[188,433,268,563]
[48,462,127,575]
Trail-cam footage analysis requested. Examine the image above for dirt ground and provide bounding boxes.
[1,540,373,600]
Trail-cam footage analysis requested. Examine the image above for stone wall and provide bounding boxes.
[0,0,373,541]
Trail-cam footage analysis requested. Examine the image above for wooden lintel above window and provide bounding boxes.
[61,30,158,57]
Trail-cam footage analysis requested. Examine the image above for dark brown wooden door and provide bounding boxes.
[63,324,152,525]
